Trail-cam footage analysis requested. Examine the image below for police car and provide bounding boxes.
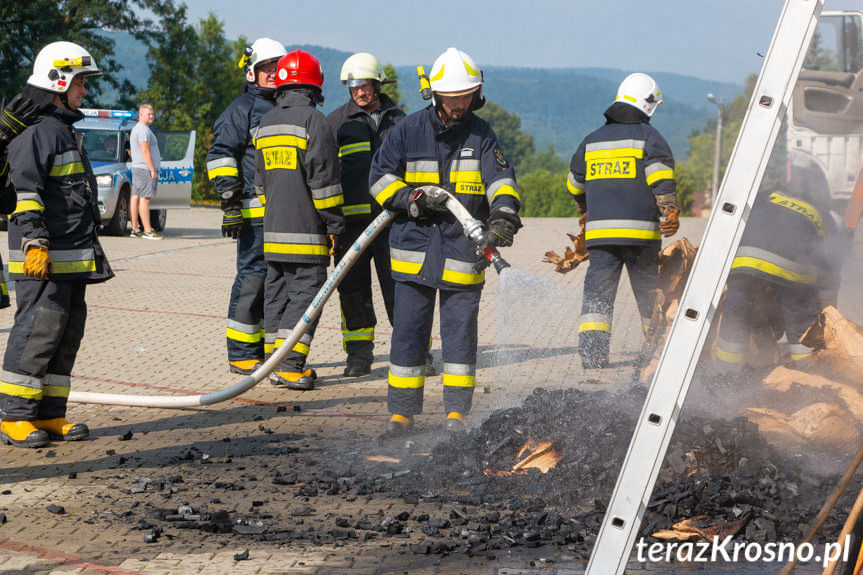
[75,109,195,235]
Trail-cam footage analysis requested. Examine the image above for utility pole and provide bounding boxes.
[706,93,726,213]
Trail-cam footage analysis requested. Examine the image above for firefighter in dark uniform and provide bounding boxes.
[0,41,114,448]
[369,47,522,435]
[257,49,344,390]
[715,158,839,371]
[207,37,287,375]
[568,72,679,369]
[326,53,404,377]
[0,95,40,309]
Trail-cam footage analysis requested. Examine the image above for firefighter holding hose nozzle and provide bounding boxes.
[369,47,522,437]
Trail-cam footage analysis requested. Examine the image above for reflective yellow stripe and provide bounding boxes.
[256,134,308,150]
[442,373,475,388]
[343,203,371,216]
[388,372,424,389]
[1,283,7,296]
[48,162,85,177]
[450,170,482,183]
[13,200,45,213]
[0,382,42,399]
[405,171,440,184]
[226,327,263,343]
[584,147,644,161]
[491,183,520,201]
[567,179,585,196]
[208,166,239,178]
[241,206,265,218]
[731,256,817,285]
[293,341,310,355]
[264,342,275,354]
[441,268,484,285]
[339,142,371,157]
[313,194,344,210]
[645,169,674,186]
[716,347,744,364]
[375,180,408,205]
[9,260,97,274]
[585,228,661,241]
[578,321,611,333]
[343,328,374,342]
[391,258,423,275]
[264,243,329,256]
[791,351,813,360]
[43,385,70,398]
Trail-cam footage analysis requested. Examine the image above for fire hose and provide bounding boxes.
[68,186,508,408]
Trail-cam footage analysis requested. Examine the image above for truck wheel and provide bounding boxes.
[150,209,167,232]
[104,189,130,236]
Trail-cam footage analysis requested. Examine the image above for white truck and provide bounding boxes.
[789,9,863,212]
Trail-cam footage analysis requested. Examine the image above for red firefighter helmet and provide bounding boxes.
[275,50,323,89]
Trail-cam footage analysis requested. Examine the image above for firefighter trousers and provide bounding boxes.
[264,261,327,372]
[226,221,266,362]
[0,279,86,421]
[716,274,819,369]
[336,222,394,364]
[388,281,481,416]
[578,244,659,361]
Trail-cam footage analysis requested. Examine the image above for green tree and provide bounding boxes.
[0,0,156,103]
[381,63,405,111]
[476,100,535,172]
[139,7,245,201]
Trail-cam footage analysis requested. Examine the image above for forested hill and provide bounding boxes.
[107,34,742,159]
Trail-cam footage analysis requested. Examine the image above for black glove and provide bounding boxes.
[485,206,522,248]
[220,191,244,239]
[408,187,449,219]
[0,94,39,147]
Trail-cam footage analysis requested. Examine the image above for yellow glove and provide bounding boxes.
[23,246,50,279]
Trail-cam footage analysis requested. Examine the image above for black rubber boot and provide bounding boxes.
[270,368,317,390]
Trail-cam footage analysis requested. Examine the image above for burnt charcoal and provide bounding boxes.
[120,430,133,441]
[0,513,6,524]
[395,511,410,521]
[298,484,318,497]
[354,518,374,530]
[272,472,298,485]
[233,520,267,535]
[233,549,250,561]
[422,525,439,536]
[412,543,432,554]
[335,517,350,528]
[46,504,65,515]
[201,510,232,533]
[291,506,313,517]
[450,506,469,520]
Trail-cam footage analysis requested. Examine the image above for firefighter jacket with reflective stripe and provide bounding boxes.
[369,105,520,290]
[568,102,676,248]
[327,93,405,224]
[256,89,344,264]
[732,189,837,289]
[6,105,113,283]
[206,84,275,223]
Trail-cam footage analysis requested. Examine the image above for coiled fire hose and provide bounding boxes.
[68,186,507,408]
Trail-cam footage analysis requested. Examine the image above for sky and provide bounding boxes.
[179,0,862,84]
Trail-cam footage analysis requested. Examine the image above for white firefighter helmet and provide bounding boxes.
[615,72,663,117]
[428,47,483,96]
[27,41,101,94]
[340,52,385,87]
[241,37,287,83]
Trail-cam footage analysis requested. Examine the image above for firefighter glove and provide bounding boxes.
[485,206,522,248]
[328,233,342,257]
[23,246,50,280]
[220,193,244,239]
[0,94,39,147]
[660,207,680,237]
[408,187,449,219]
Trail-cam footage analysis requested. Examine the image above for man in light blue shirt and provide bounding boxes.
[129,104,161,239]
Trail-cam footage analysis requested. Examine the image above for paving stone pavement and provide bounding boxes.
[0,208,858,575]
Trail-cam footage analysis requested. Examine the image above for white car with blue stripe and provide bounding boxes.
[75,109,195,235]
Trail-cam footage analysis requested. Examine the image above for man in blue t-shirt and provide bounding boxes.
[129,104,161,239]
